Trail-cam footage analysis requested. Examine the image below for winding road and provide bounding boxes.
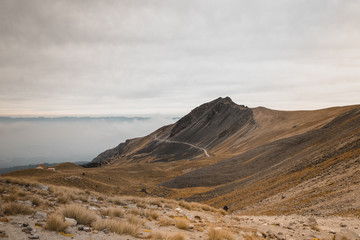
[153,135,210,157]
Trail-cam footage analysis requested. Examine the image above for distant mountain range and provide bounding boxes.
[0,161,88,175]
[0,116,151,122]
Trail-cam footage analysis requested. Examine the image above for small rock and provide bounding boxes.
[28,235,39,239]
[175,207,183,214]
[22,228,32,234]
[0,218,9,223]
[189,225,194,230]
[35,222,44,227]
[38,184,49,191]
[33,211,47,221]
[64,217,77,226]
[194,216,201,220]
[84,227,91,232]
[340,223,347,227]
[308,217,317,226]
[22,223,29,227]
[256,232,263,237]
[17,200,33,206]
[78,226,84,231]
[0,231,9,238]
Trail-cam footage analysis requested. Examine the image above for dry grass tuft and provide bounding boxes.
[57,193,72,204]
[62,205,96,225]
[208,228,235,240]
[92,218,140,236]
[148,198,163,208]
[2,202,35,215]
[136,202,147,208]
[149,231,169,239]
[159,216,174,226]
[45,214,69,232]
[2,193,18,203]
[0,185,6,194]
[127,215,144,226]
[2,177,38,187]
[130,207,143,216]
[144,209,159,220]
[101,207,125,218]
[175,219,190,230]
[26,195,42,206]
[111,197,125,206]
[243,235,263,240]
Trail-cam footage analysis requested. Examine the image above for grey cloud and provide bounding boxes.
[0,0,360,116]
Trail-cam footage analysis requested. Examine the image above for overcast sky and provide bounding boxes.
[1,0,359,117]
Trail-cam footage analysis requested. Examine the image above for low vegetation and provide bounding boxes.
[208,228,235,240]
[45,214,70,232]
[1,202,35,215]
[62,205,96,225]
[175,219,190,230]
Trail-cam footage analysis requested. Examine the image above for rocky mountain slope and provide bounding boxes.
[85,97,360,215]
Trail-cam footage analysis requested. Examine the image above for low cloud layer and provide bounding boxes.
[0,0,359,116]
[0,117,174,168]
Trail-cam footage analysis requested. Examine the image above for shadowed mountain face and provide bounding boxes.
[89,97,255,165]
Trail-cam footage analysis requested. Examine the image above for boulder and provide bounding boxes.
[33,211,47,221]
[65,217,77,226]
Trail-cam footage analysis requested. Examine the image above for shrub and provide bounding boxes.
[129,208,143,216]
[62,205,96,225]
[149,231,186,240]
[26,195,42,206]
[92,218,121,232]
[136,202,147,209]
[110,197,125,205]
[101,208,125,218]
[144,209,159,220]
[208,228,235,240]
[92,217,140,236]
[45,214,69,232]
[159,216,174,226]
[127,215,144,227]
[149,231,168,239]
[56,193,71,204]
[2,202,34,215]
[175,219,190,230]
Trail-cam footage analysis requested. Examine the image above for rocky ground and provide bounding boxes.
[1,177,360,240]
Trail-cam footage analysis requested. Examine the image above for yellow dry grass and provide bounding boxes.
[1,202,35,215]
[159,216,174,226]
[100,207,125,218]
[208,228,235,240]
[45,214,69,232]
[62,205,96,225]
[175,219,190,230]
